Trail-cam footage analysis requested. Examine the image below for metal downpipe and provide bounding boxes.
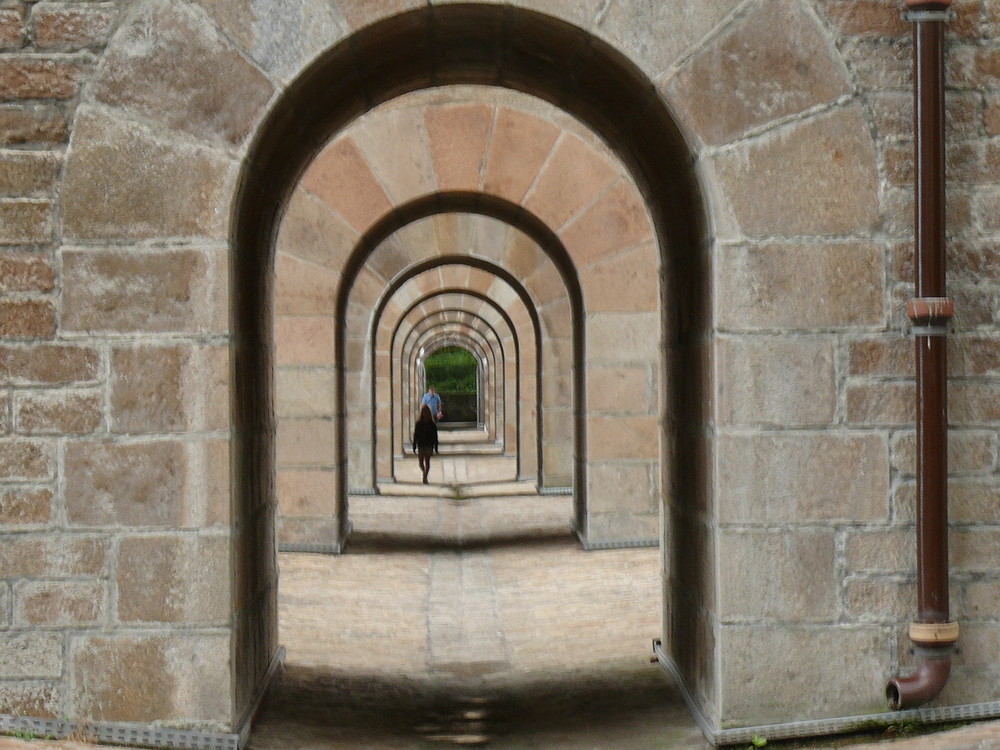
[886,0,958,711]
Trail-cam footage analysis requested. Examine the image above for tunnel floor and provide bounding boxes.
[249,458,710,749]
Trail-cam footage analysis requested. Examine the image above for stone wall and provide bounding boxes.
[0,0,997,742]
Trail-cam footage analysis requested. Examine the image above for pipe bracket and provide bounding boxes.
[902,9,956,22]
[910,620,960,646]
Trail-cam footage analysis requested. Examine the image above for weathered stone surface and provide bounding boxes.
[720,626,886,724]
[523,132,619,230]
[579,241,659,314]
[276,368,335,418]
[668,0,849,145]
[0,344,99,384]
[0,103,66,146]
[353,103,436,204]
[62,247,224,334]
[335,0,423,29]
[0,682,60,718]
[0,198,51,244]
[277,188,360,270]
[719,529,837,620]
[276,316,336,366]
[0,298,54,338]
[117,534,229,625]
[17,392,102,434]
[848,336,911,377]
[0,535,107,578]
[0,5,24,50]
[846,381,914,426]
[586,415,657,460]
[820,0,909,37]
[32,4,118,49]
[277,468,336,516]
[845,528,914,574]
[0,252,54,292]
[92,0,273,145]
[587,365,652,414]
[424,103,493,192]
[70,633,230,723]
[62,110,230,240]
[276,419,336,466]
[844,579,913,621]
[716,336,836,426]
[717,243,884,329]
[275,252,339,315]
[0,438,52,480]
[65,440,186,527]
[0,633,62,679]
[0,487,51,526]
[892,430,995,477]
[951,382,1000,425]
[598,0,733,79]
[718,432,889,524]
[588,462,655,514]
[0,57,85,99]
[14,580,104,626]
[111,345,228,433]
[199,0,348,83]
[587,312,659,362]
[952,529,1000,572]
[0,150,60,194]
[560,180,653,268]
[713,106,879,235]
[483,107,559,204]
[301,135,392,232]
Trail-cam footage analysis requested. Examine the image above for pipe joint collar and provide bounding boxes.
[902,9,956,22]
[908,296,954,324]
[910,620,959,646]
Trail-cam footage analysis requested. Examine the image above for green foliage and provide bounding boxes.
[425,346,478,395]
[749,735,767,748]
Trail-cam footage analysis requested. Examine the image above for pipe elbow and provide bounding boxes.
[885,650,952,710]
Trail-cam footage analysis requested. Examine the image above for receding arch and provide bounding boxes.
[232,2,707,725]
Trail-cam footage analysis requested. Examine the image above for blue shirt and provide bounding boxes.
[422,391,442,414]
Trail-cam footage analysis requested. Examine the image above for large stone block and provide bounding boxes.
[0,633,62,679]
[716,336,836,426]
[0,298,55,338]
[277,188,359,270]
[720,625,886,725]
[70,633,230,724]
[587,462,655,514]
[275,316,336,366]
[891,430,995,477]
[0,57,84,99]
[719,529,837,620]
[0,488,51,526]
[0,252,54,293]
[586,415,658,460]
[560,181,653,268]
[62,247,225,334]
[718,432,889,524]
[111,345,228,433]
[713,106,879,236]
[275,251,340,316]
[597,0,732,79]
[952,529,1000,573]
[844,579,914,622]
[0,682,60,719]
[578,242,659,313]
[587,312,660,362]
[668,0,849,145]
[523,132,619,230]
[277,469,336,516]
[717,243,884,329]
[32,4,118,49]
[0,104,66,146]
[62,110,230,241]
[0,438,53,480]
[301,136,392,232]
[0,344,99,385]
[353,104,436,205]
[845,528,915,574]
[13,580,104,626]
[847,381,914,426]
[276,419,336,466]
[276,368,335,418]
[587,365,652,413]
[0,535,107,578]
[482,107,559,204]
[0,150,59,194]
[200,0,348,83]
[65,440,186,527]
[424,103,492,192]
[17,391,102,434]
[92,0,272,145]
[117,534,229,625]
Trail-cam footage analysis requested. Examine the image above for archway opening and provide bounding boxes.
[423,345,480,427]
[235,2,709,737]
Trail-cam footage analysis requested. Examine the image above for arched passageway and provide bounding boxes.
[239,2,706,727]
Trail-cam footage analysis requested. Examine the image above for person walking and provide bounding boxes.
[412,404,439,484]
[422,385,443,421]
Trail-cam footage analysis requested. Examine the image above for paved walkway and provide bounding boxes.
[2,452,1000,749]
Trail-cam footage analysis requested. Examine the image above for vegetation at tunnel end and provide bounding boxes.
[424,346,478,395]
